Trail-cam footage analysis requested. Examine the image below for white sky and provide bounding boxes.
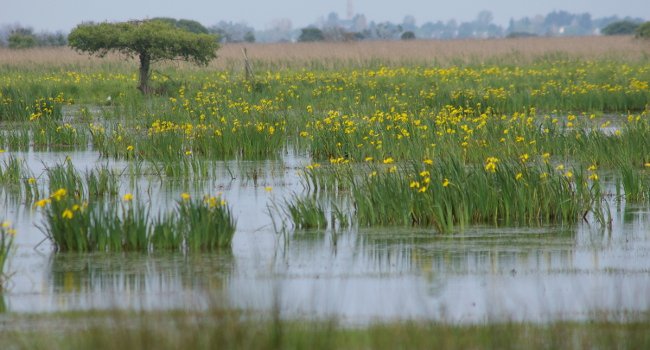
[1,0,648,32]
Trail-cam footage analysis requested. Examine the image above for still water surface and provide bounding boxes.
[2,150,649,323]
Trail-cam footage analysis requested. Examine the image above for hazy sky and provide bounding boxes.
[2,0,648,32]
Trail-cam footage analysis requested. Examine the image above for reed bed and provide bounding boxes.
[36,187,235,252]
[1,36,649,69]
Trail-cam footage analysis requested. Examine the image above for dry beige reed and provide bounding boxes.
[1,36,648,70]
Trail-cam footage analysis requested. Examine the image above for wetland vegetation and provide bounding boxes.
[1,36,650,347]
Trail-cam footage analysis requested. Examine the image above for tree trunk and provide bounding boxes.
[138,52,151,94]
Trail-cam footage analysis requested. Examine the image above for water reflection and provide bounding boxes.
[45,252,233,310]
[2,150,650,322]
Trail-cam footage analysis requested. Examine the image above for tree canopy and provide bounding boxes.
[601,20,640,35]
[298,27,325,42]
[68,19,219,93]
[636,22,650,39]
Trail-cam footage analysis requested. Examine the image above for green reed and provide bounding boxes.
[85,165,120,200]
[175,194,236,251]
[37,190,236,252]
[283,194,328,230]
[348,157,601,232]
[0,220,15,290]
[46,160,83,197]
[0,156,24,185]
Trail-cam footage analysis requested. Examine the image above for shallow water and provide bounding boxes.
[1,150,650,324]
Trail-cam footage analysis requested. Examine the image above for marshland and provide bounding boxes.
[1,36,650,348]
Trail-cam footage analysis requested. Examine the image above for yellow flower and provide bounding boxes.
[123,193,133,201]
[589,173,599,181]
[423,158,433,165]
[34,198,51,208]
[1,221,10,228]
[645,163,650,168]
[265,186,273,192]
[51,188,67,201]
[418,186,427,193]
[204,196,223,208]
[540,172,549,179]
[126,145,134,152]
[364,157,373,162]
[419,170,430,178]
[388,166,397,173]
[62,209,74,220]
[442,178,450,187]
[181,192,191,201]
[28,177,37,184]
[383,157,394,164]
[410,181,420,188]
[565,171,573,179]
[185,150,193,156]
[519,153,529,163]
[555,164,565,171]
[515,172,523,180]
[588,164,597,172]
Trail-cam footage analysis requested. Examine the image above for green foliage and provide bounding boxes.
[151,18,209,34]
[400,31,416,40]
[636,22,650,39]
[283,194,328,229]
[244,31,256,43]
[0,220,15,291]
[38,189,236,252]
[8,32,37,49]
[348,159,601,231]
[175,195,236,251]
[298,27,325,42]
[68,20,219,93]
[601,21,640,35]
[506,32,538,38]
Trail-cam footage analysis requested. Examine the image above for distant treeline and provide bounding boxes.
[0,10,647,47]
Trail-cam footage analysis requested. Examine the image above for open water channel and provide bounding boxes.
[1,150,649,324]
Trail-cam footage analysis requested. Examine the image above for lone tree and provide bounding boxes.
[68,19,219,93]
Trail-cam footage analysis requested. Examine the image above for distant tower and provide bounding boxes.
[347,0,354,20]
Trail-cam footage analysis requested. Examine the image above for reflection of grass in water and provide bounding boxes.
[49,251,234,294]
[0,309,649,349]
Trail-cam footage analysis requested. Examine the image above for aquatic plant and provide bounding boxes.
[350,157,602,231]
[37,190,236,252]
[0,220,15,290]
[283,194,328,230]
